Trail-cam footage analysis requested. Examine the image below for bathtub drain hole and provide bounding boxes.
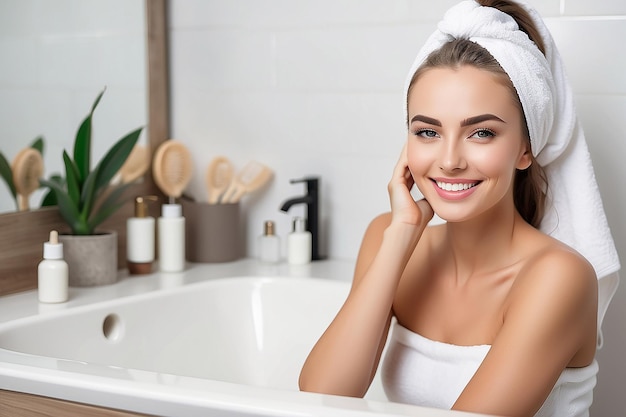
[103,313,124,342]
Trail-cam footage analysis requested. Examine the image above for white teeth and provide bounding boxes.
[436,181,477,192]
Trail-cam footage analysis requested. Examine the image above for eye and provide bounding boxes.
[414,129,439,139]
[469,128,495,140]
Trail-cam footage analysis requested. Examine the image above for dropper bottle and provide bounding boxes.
[38,230,69,303]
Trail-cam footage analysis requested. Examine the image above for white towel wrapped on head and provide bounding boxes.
[404,0,620,340]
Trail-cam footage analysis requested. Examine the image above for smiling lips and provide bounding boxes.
[436,180,478,191]
[432,179,481,200]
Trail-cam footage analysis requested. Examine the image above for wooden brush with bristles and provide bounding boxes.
[152,140,193,203]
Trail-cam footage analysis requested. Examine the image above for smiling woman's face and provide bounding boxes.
[406,65,531,223]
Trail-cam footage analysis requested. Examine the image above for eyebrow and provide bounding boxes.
[410,115,441,126]
[410,114,505,127]
[461,114,505,126]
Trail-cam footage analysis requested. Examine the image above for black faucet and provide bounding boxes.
[280,177,322,261]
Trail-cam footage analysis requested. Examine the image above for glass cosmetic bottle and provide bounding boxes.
[127,196,157,274]
[258,220,281,263]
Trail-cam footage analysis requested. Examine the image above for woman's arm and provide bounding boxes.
[452,248,598,417]
[299,145,433,397]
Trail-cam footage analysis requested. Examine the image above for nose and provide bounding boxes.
[439,140,466,172]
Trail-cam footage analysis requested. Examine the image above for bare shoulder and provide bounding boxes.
[368,212,392,233]
[513,236,597,299]
[354,212,436,284]
[505,234,598,357]
[352,213,392,283]
[358,213,391,256]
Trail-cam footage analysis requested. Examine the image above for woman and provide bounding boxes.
[299,1,612,416]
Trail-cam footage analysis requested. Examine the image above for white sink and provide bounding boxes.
[0,260,490,417]
[1,276,349,390]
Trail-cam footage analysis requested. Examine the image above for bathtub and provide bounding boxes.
[0,259,487,416]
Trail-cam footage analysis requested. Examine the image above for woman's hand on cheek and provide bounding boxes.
[388,144,434,228]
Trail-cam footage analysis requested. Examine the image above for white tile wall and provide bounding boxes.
[546,18,626,94]
[169,1,626,415]
[170,0,411,28]
[565,0,626,15]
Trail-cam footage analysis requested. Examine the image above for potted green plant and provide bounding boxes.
[40,88,143,286]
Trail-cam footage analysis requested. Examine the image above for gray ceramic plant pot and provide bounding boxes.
[59,232,118,287]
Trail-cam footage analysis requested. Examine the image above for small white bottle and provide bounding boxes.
[38,230,69,303]
[258,220,281,264]
[127,196,156,275]
[158,203,185,272]
[287,217,312,265]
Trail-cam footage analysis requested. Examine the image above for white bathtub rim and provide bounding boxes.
[0,357,474,417]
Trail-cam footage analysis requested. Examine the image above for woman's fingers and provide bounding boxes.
[388,144,431,227]
[415,198,434,225]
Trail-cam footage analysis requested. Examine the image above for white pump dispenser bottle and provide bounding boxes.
[287,217,312,265]
[158,202,186,272]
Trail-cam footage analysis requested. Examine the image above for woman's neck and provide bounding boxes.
[443,203,528,283]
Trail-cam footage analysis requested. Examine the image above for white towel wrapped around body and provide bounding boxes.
[382,321,599,417]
